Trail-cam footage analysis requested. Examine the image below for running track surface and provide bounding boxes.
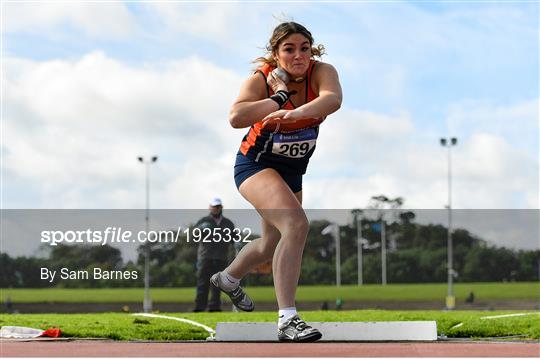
[1,340,539,357]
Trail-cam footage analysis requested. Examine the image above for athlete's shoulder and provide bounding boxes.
[310,61,340,92]
[257,62,275,77]
[234,68,269,104]
[311,61,338,76]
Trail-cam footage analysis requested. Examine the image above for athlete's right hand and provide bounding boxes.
[262,109,304,127]
[267,71,288,94]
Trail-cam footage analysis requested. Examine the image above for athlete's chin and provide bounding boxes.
[289,69,306,78]
[287,63,308,75]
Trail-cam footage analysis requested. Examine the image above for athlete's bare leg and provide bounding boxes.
[226,191,302,279]
[232,168,308,309]
[225,217,281,279]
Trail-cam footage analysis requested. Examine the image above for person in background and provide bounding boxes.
[193,198,236,312]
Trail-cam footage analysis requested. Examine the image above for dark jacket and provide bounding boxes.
[194,215,235,261]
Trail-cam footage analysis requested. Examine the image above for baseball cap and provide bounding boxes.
[209,198,222,206]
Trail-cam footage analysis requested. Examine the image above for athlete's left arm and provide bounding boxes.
[301,62,342,118]
[262,63,342,123]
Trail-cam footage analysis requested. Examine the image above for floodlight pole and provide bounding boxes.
[356,214,363,286]
[335,224,341,287]
[440,137,457,310]
[138,155,158,313]
[381,220,387,285]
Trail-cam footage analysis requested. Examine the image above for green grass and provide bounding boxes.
[2,282,539,303]
[1,310,538,341]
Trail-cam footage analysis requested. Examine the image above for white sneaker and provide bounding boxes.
[278,315,322,342]
[210,272,254,312]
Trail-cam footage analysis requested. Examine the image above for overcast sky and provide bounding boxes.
[2,1,538,214]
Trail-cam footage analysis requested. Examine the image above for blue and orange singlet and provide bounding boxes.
[239,60,325,175]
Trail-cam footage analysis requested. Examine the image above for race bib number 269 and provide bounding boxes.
[272,128,317,158]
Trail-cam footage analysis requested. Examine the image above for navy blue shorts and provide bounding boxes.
[234,152,303,193]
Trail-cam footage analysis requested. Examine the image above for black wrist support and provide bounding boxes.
[269,90,290,108]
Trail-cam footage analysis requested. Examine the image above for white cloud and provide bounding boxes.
[305,105,538,210]
[137,3,311,52]
[4,52,246,209]
[142,3,259,42]
[3,51,538,210]
[4,2,137,39]
[446,99,539,151]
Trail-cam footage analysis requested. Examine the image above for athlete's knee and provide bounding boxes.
[279,214,309,243]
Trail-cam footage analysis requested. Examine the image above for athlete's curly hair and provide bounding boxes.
[254,22,326,67]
